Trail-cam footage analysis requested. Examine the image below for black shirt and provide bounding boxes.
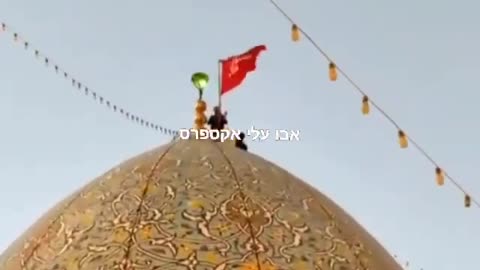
[208,115,227,130]
[235,141,248,151]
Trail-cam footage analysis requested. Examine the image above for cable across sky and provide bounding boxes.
[1,2,478,211]
[266,0,479,209]
[0,22,178,138]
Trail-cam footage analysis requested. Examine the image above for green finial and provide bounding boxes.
[191,72,209,99]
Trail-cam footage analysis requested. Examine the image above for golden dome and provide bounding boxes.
[0,139,401,269]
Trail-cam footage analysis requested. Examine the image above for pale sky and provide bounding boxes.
[1,0,479,269]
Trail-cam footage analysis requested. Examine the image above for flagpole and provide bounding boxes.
[218,60,222,111]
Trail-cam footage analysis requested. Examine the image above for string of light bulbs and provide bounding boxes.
[0,22,178,137]
[0,11,448,270]
[267,0,478,210]
[1,12,477,211]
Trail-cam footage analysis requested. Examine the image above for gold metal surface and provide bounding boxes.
[0,139,401,269]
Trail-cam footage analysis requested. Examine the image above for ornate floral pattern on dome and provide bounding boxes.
[0,139,401,270]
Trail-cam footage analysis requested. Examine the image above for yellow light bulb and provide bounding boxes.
[398,130,408,148]
[329,62,337,81]
[291,24,300,42]
[464,195,471,208]
[362,96,370,115]
[435,167,444,186]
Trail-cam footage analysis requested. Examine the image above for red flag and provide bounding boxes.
[220,45,267,95]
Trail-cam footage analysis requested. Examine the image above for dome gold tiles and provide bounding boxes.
[0,139,401,269]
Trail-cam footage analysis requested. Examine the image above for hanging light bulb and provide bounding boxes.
[398,130,408,148]
[291,24,300,42]
[435,167,444,186]
[329,62,337,81]
[464,194,471,208]
[362,96,370,115]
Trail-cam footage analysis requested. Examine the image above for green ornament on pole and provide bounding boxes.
[191,72,209,100]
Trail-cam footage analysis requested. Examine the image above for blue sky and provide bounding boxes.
[1,0,479,269]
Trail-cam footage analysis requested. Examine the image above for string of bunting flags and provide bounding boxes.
[1,8,476,208]
[0,10,465,270]
[267,0,479,210]
[0,22,178,138]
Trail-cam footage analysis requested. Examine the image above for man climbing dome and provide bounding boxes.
[208,106,228,131]
[235,132,248,151]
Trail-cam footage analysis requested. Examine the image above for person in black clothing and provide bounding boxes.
[235,132,248,151]
[208,106,228,130]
